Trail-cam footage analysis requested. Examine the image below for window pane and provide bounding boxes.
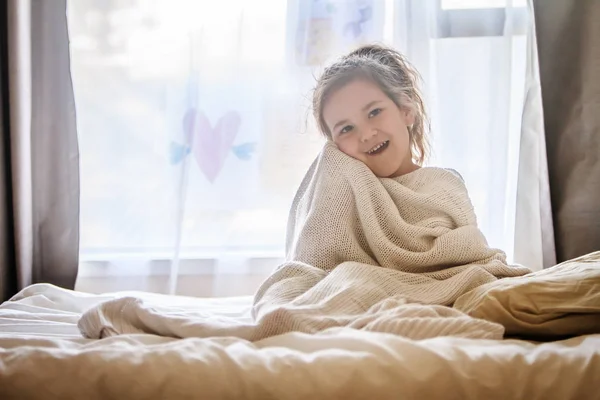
[442,0,527,9]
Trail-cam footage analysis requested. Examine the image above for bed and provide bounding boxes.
[2,147,600,399]
[1,282,599,400]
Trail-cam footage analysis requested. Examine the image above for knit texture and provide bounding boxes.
[79,143,530,341]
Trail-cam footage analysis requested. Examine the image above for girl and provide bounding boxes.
[251,43,529,332]
[312,44,429,179]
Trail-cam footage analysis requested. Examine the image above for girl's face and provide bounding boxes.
[323,79,417,178]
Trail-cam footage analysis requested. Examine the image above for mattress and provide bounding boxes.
[1,283,599,400]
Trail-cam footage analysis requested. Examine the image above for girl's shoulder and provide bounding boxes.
[393,166,466,189]
[444,168,464,181]
[411,166,464,181]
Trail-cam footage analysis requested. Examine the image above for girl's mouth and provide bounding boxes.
[367,140,390,155]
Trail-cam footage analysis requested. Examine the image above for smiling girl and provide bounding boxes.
[313,44,429,178]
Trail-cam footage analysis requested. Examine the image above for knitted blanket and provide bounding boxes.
[79,143,530,341]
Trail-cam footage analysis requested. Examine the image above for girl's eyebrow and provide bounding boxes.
[332,100,384,131]
[362,100,382,112]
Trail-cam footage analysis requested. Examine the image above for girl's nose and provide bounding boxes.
[360,128,378,143]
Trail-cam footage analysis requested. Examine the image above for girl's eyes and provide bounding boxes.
[340,125,354,134]
[368,108,382,118]
[337,108,382,135]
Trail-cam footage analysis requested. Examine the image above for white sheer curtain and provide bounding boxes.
[68,0,548,297]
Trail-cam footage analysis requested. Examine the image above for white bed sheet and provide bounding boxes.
[1,284,599,400]
[0,283,253,342]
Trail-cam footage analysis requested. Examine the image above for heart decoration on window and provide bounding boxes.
[170,108,256,183]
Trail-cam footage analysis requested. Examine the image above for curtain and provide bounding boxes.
[513,0,556,270]
[69,0,544,297]
[533,0,600,262]
[0,0,80,301]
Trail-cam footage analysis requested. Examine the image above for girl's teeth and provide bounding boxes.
[369,142,386,154]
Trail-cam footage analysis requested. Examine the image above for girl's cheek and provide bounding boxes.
[337,142,356,158]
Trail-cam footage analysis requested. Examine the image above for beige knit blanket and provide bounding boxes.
[79,142,531,341]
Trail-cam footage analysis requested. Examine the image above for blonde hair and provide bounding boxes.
[312,44,430,165]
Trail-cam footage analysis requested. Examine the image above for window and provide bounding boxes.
[442,0,527,9]
[69,0,530,296]
[439,0,528,38]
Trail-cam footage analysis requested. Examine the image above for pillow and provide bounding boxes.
[454,251,600,340]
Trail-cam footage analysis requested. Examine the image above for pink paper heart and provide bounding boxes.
[183,109,241,183]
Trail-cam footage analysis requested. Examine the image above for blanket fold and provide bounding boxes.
[81,143,598,342]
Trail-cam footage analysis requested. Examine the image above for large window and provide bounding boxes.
[68,0,530,296]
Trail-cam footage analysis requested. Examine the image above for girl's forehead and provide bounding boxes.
[323,79,387,118]
[335,78,383,97]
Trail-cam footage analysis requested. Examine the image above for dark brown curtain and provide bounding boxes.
[0,0,80,301]
[534,0,600,262]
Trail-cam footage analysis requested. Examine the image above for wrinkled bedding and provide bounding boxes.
[1,283,600,400]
